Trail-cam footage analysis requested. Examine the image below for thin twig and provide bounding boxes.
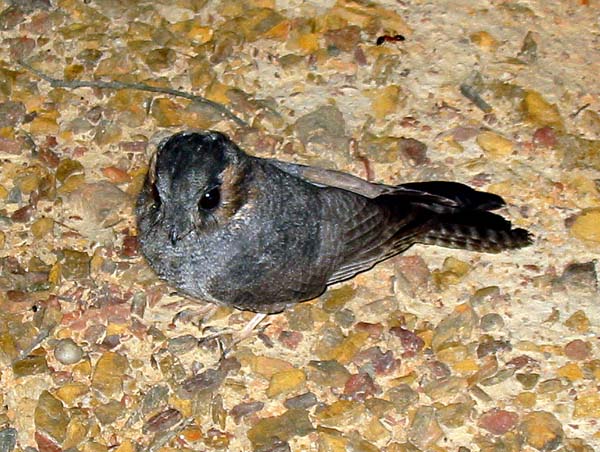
[16,59,249,127]
[460,83,492,113]
[571,103,590,118]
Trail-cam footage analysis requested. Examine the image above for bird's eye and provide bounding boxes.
[199,186,221,211]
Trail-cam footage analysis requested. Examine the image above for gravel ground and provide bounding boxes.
[0,0,599,451]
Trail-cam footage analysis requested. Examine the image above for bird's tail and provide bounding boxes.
[418,210,532,252]
[394,182,533,253]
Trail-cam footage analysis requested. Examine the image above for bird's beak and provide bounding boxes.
[168,222,195,245]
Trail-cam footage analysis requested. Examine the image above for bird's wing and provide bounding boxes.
[267,159,393,198]
[268,159,466,206]
[319,188,433,285]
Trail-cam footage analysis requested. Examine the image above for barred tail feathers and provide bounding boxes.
[388,182,532,253]
[418,210,532,253]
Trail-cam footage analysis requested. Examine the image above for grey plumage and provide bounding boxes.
[136,131,532,314]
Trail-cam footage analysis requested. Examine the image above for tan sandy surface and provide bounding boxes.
[0,0,599,451]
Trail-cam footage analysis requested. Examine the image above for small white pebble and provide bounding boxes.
[54,338,84,365]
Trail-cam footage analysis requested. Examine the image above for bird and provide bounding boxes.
[136,130,532,316]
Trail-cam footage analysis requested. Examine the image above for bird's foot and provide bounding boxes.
[198,312,268,358]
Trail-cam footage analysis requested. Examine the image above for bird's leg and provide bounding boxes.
[199,312,269,356]
[172,302,220,325]
[237,312,268,342]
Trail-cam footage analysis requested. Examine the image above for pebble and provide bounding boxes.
[343,372,379,401]
[283,392,317,410]
[393,255,431,296]
[294,105,350,163]
[314,400,364,427]
[247,355,294,378]
[317,431,350,452]
[7,186,22,203]
[564,339,591,360]
[521,90,564,130]
[224,8,285,42]
[397,137,429,166]
[432,257,471,289]
[290,32,319,54]
[91,351,129,397]
[66,181,129,231]
[12,354,49,377]
[573,392,600,419]
[102,166,131,184]
[321,284,355,312]
[431,303,478,352]
[554,262,597,294]
[385,384,418,412]
[518,411,564,451]
[476,131,514,159]
[354,322,383,339]
[254,439,291,452]
[390,326,425,353]
[107,91,146,128]
[0,101,26,128]
[569,208,600,242]
[0,137,21,155]
[144,48,176,71]
[15,173,40,194]
[470,31,498,50]
[10,204,34,223]
[57,173,85,194]
[516,373,539,390]
[31,217,54,239]
[367,85,403,120]
[54,383,89,405]
[560,134,600,172]
[230,400,264,424]
[436,402,473,428]
[324,25,361,52]
[313,323,351,361]
[423,376,468,401]
[61,249,91,279]
[34,390,69,443]
[143,408,182,433]
[353,346,397,375]
[564,310,591,333]
[54,338,84,364]
[533,126,558,147]
[150,98,185,127]
[557,363,583,382]
[307,360,350,388]
[515,392,537,409]
[97,399,125,426]
[480,313,504,331]
[29,113,59,135]
[140,385,169,415]
[481,368,515,387]
[478,408,519,435]
[518,31,538,63]
[408,406,443,449]
[579,109,600,136]
[277,330,303,349]
[247,409,313,449]
[266,369,306,398]
[56,158,84,183]
[477,335,512,358]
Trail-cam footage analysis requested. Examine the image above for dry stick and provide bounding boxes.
[16,59,249,127]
